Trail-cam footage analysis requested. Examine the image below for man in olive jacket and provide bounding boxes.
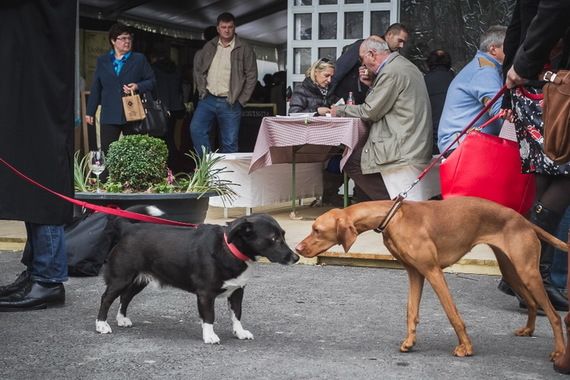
[191,12,258,154]
[333,36,436,201]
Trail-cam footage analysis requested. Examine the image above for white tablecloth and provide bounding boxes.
[209,153,323,209]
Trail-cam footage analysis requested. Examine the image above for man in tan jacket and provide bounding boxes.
[191,12,257,153]
[332,36,436,200]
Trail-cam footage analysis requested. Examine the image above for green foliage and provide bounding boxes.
[73,150,90,192]
[185,149,238,205]
[106,135,168,192]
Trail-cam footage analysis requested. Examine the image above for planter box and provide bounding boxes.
[75,192,216,223]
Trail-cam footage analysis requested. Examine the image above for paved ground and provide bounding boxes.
[0,250,567,380]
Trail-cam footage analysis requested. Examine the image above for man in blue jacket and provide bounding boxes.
[437,25,507,153]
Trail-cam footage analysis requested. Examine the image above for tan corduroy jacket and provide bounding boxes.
[194,35,258,106]
[336,53,433,174]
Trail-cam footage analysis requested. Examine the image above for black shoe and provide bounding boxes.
[0,270,31,298]
[518,286,569,313]
[0,282,65,312]
[497,279,515,297]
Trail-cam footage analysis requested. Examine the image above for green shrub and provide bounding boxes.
[106,135,168,192]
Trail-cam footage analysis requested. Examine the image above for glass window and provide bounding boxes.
[319,0,337,4]
[344,12,363,39]
[294,14,312,40]
[319,13,337,40]
[345,0,363,3]
[318,47,337,62]
[371,0,390,2]
[371,11,390,36]
[293,48,312,74]
[295,0,312,5]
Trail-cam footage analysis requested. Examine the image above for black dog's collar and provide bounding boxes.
[223,233,251,262]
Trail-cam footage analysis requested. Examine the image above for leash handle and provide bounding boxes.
[0,155,197,227]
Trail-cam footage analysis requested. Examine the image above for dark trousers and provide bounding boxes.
[344,141,390,200]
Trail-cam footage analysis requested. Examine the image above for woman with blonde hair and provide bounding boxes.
[289,58,338,116]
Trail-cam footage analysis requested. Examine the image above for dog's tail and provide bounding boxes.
[531,224,568,253]
[109,205,165,246]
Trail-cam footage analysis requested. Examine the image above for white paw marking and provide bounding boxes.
[116,309,133,327]
[96,319,113,334]
[202,323,221,344]
[231,311,253,340]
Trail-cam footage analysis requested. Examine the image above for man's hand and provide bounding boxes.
[506,66,526,88]
[358,65,373,87]
[317,106,331,116]
[123,83,139,94]
[331,105,337,117]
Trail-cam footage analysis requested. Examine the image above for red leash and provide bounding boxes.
[0,156,197,227]
[374,84,508,233]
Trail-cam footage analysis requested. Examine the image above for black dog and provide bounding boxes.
[95,208,299,344]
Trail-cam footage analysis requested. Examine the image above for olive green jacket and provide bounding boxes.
[336,53,432,174]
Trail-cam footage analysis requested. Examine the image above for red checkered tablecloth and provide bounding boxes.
[249,116,367,173]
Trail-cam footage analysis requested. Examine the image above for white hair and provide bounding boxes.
[479,25,507,52]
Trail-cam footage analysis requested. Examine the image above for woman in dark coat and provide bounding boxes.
[289,58,342,205]
[289,58,337,115]
[85,23,155,154]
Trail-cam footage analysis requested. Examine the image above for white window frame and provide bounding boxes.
[287,0,400,88]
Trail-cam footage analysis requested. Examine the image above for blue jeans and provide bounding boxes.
[189,94,242,153]
[22,223,68,283]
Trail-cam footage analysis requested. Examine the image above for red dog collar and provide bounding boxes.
[223,233,251,262]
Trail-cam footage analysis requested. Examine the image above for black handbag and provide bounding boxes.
[65,211,114,276]
[128,93,169,137]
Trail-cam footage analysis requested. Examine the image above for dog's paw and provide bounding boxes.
[203,332,221,344]
[95,320,113,334]
[399,337,415,352]
[233,328,254,340]
[202,323,221,344]
[514,327,534,337]
[116,312,133,328]
[453,344,473,357]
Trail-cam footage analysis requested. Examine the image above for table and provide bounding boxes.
[208,153,323,217]
[249,116,367,217]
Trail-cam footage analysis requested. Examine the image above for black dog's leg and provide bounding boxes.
[116,281,148,328]
[95,279,133,334]
[228,287,253,340]
[197,294,219,344]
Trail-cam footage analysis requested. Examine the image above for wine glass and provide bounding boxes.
[88,150,106,193]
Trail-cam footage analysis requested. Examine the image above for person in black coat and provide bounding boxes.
[424,49,454,154]
[85,23,156,154]
[150,49,186,171]
[289,59,343,206]
[498,0,570,319]
[0,0,75,311]
[289,58,338,115]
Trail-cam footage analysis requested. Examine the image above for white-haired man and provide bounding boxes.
[332,36,435,201]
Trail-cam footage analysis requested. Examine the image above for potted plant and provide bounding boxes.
[74,135,237,223]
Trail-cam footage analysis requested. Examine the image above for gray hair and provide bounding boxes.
[361,36,389,54]
[479,25,507,52]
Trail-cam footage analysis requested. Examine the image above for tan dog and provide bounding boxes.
[295,197,568,360]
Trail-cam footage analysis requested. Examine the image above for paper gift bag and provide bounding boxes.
[122,90,146,122]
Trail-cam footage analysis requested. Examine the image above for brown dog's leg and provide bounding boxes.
[424,269,473,357]
[400,266,424,353]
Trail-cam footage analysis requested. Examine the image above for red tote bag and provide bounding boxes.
[439,130,535,214]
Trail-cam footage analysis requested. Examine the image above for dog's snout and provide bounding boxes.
[292,253,300,264]
[295,242,305,254]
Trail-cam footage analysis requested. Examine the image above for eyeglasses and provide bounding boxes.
[115,36,133,42]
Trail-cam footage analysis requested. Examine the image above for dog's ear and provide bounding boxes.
[226,218,254,243]
[336,217,357,253]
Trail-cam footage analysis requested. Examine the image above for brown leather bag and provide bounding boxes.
[543,70,570,164]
